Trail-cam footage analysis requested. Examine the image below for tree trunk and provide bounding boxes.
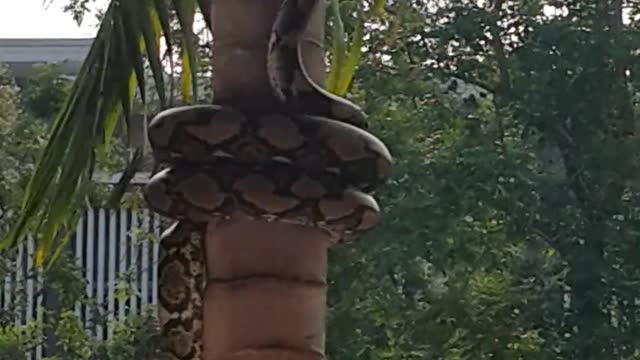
[203,221,329,359]
[149,1,386,359]
[203,1,332,359]
[211,0,326,103]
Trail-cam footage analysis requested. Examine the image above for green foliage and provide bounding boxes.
[326,1,640,359]
[0,65,48,234]
[0,321,43,358]
[327,79,546,359]
[55,0,100,25]
[0,242,159,360]
[92,309,160,360]
[20,64,73,120]
[327,0,385,96]
[0,63,148,358]
[0,65,127,238]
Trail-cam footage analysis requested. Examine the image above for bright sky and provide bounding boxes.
[0,0,106,38]
[0,2,626,39]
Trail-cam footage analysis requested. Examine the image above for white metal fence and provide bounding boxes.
[0,208,166,359]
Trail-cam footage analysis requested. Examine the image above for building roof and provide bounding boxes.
[0,38,92,77]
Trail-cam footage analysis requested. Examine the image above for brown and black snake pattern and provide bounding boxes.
[143,0,392,358]
[156,222,205,360]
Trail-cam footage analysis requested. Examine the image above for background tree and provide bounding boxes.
[20,64,73,120]
[0,64,46,234]
[323,1,640,359]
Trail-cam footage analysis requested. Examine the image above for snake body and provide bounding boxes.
[145,1,392,358]
[267,0,369,128]
[157,222,205,360]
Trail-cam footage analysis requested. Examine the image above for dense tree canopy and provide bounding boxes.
[325,0,640,359]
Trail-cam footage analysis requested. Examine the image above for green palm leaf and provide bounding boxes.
[327,0,386,96]
[173,0,199,102]
[1,0,209,268]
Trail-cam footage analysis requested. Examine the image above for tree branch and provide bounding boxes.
[487,0,510,148]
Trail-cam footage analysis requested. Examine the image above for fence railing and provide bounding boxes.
[0,207,166,359]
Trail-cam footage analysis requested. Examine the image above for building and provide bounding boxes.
[0,38,91,79]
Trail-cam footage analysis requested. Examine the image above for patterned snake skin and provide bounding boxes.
[144,0,392,358]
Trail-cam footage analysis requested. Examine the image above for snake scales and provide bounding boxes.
[144,0,392,358]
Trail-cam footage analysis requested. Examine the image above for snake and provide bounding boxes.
[145,0,392,359]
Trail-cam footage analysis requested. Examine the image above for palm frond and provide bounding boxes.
[326,0,386,96]
[1,0,208,267]
[173,0,199,102]
[106,148,144,209]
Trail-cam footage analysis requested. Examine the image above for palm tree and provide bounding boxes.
[2,0,389,358]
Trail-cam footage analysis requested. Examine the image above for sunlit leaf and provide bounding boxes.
[172,0,199,102]
[327,0,386,96]
[335,13,364,95]
[327,0,348,93]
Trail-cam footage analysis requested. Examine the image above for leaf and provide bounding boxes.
[106,149,144,208]
[326,0,348,93]
[327,0,386,96]
[140,1,168,107]
[35,109,95,267]
[172,0,199,102]
[2,9,112,256]
[0,0,209,266]
[180,47,193,102]
[153,0,173,53]
[118,1,148,104]
[114,10,135,136]
[335,13,364,96]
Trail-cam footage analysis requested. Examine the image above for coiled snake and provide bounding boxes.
[144,0,392,358]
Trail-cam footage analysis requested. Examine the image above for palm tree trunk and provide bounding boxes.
[202,1,330,359]
[203,221,329,359]
[211,0,326,101]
